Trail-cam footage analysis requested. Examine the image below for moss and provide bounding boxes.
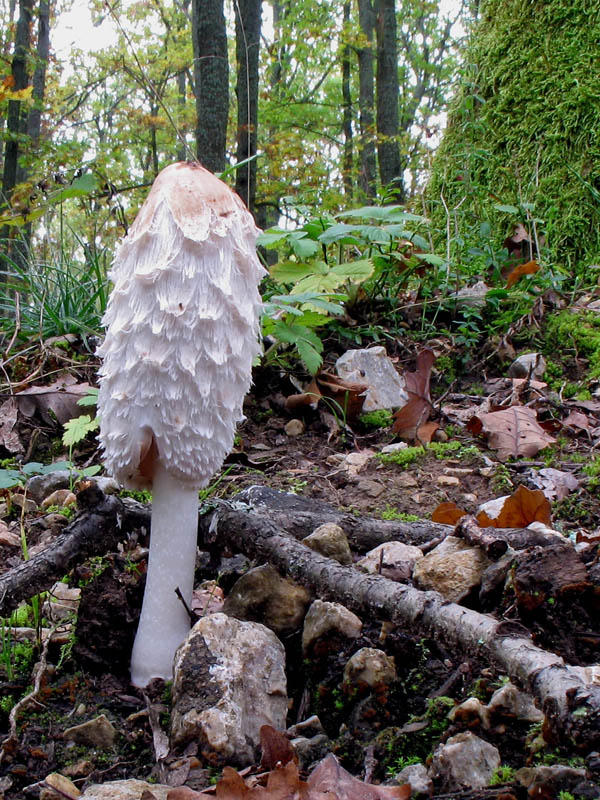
[544,310,600,379]
[428,0,600,277]
[359,409,394,430]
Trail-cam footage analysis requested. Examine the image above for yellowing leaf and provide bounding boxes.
[472,406,555,461]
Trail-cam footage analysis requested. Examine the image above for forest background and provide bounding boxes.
[1,0,600,375]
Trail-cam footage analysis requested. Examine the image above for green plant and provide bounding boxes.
[0,228,108,347]
[379,506,420,521]
[489,765,516,786]
[386,754,422,778]
[359,410,394,430]
[377,445,425,468]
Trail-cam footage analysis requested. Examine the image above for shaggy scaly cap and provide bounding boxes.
[97,162,266,489]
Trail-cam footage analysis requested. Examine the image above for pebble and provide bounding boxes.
[63,714,117,749]
[284,418,305,437]
[356,479,385,498]
[437,475,461,487]
[42,489,77,509]
[10,494,38,513]
[380,442,408,454]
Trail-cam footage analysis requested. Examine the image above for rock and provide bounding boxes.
[343,450,374,475]
[0,523,20,547]
[62,759,95,778]
[43,582,81,623]
[449,697,490,729]
[78,779,171,799]
[171,613,288,766]
[26,471,72,504]
[287,715,325,739]
[303,523,353,565]
[508,352,546,380]
[42,489,77,509]
[62,714,116,749]
[413,536,490,602]
[487,681,544,724]
[447,280,490,309]
[223,563,311,634]
[291,733,332,771]
[515,765,588,797]
[396,762,433,798]
[356,478,386,498]
[302,599,362,656]
[380,442,408,454]
[335,347,408,412]
[284,418,305,437]
[357,542,423,582]
[436,475,461,487]
[429,731,501,791]
[343,647,397,688]
[41,774,81,799]
[10,493,37,513]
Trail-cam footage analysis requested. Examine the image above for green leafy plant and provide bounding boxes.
[489,765,516,786]
[359,410,394,430]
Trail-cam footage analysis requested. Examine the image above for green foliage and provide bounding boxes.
[379,506,420,522]
[428,0,600,277]
[545,310,600,380]
[359,410,394,430]
[489,765,516,786]
[0,235,109,346]
[377,445,425,469]
[386,754,422,778]
[376,441,480,469]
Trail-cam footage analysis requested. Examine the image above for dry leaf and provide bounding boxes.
[0,398,23,454]
[392,349,435,440]
[191,583,225,617]
[286,373,367,424]
[476,485,551,528]
[432,501,468,525]
[15,377,93,426]
[530,468,579,501]
[506,259,540,288]
[308,754,411,799]
[563,409,591,432]
[473,406,555,460]
[259,725,298,771]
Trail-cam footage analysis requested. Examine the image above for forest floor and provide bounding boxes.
[0,318,599,800]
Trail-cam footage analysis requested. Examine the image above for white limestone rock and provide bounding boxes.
[335,346,408,411]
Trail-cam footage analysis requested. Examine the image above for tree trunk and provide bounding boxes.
[234,0,262,215]
[191,0,229,173]
[1,0,35,281]
[341,1,353,197]
[356,0,377,199]
[375,0,402,198]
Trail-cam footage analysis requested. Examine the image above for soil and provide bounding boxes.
[1,344,599,800]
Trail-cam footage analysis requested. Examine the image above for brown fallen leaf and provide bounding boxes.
[286,373,367,424]
[506,259,540,288]
[392,348,435,441]
[476,485,552,529]
[432,501,468,525]
[0,398,23,454]
[14,376,93,426]
[530,467,579,501]
[471,405,555,460]
[563,409,591,432]
[259,725,297,771]
[308,754,411,799]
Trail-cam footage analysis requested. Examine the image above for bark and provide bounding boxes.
[341,1,353,197]
[356,0,377,199]
[234,0,262,215]
[375,0,402,197]
[191,0,228,173]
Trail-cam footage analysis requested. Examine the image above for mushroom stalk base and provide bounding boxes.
[130,463,199,687]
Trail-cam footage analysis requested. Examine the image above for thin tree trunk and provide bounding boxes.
[191,0,229,173]
[176,0,191,162]
[375,0,402,198]
[341,1,353,197]
[357,0,377,199]
[234,0,262,215]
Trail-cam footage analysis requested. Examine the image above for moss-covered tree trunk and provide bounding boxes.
[427,0,600,275]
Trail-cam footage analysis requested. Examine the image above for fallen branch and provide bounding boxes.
[200,499,600,751]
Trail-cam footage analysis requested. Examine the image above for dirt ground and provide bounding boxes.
[1,345,599,800]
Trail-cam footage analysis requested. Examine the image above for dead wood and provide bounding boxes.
[200,499,600,750]
[454,515,509,559]
[0,485,146,617]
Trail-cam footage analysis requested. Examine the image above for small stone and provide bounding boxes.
[78,779,171,799]
[479,467,495,478]
[0,522,20,547]
[437,475,460,487]
[42,489,77,509]
[396,762,433,797]
[508,352,546,380]
[303,523,352,565]
[42,774,81,799]
[10,494,37,513]
[413,536,490,602]
[284,419,305,437]
[430,731,500,791]
[487,682,544,724]
[395,473,419,488]
[449,697,490,729]
[432,428,449,443]
[444,467,474,477]
[302,599,362,655]
[344,451,374,475]
[357,542,423,582]
[356,478,385,498]
[62,760,95,778]
[43,582,81,623]
[462,493,478,504]
[380,442,408,454]
[335,347,408,411]
[343,647,397,687]
[63,714,116,749]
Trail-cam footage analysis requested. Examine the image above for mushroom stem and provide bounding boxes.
[130,460,199,687]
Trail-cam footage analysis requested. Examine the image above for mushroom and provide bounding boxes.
[97,162,266,687]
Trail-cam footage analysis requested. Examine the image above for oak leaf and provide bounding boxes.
[392,348,436,441]
[471,406,555,460]
[476,485,551,528]
[431,501,468,525]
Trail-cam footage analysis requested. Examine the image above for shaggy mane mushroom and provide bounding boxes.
[97,162,265,687]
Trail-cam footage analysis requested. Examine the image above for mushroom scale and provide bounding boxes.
[97,163,266,686]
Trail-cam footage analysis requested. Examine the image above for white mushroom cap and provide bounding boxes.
[97,162,266,489]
